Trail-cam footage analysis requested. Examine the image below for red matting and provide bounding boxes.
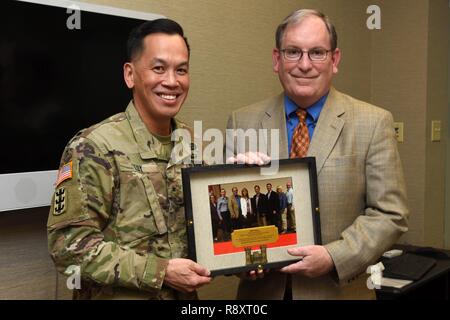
[213,233,297,255]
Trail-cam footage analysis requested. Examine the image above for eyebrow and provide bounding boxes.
[285,46,327,50]
[150,58,189,67]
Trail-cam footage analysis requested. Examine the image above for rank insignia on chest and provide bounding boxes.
[53,187,67,216]
[132,164,143,173]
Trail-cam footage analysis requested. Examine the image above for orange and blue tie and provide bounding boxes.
[290,109,309,158]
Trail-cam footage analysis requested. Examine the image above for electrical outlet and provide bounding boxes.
[393,122,404,143]
[431,120,441,142]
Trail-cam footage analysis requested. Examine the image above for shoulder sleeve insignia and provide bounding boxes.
[55,161,73,187]
[53,187,67,216]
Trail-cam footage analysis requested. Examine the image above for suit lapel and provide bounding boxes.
[307,88,345,174]
[261,94,289,160]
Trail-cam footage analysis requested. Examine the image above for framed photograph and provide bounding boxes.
[182,157,321,276]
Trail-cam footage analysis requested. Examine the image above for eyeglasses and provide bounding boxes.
[280,47,333,62]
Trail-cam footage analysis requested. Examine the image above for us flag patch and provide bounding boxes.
[55,161,73,187]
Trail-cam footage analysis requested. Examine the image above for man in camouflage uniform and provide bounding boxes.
[47,19,212,299]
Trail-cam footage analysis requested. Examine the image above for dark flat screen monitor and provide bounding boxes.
[0,0,163,211]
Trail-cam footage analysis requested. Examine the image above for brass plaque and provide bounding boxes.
[231,226,279,248]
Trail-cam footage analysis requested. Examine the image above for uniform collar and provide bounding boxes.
[125,100,191,165]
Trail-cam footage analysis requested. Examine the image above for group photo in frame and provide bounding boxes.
[208,176,297,255]
[182,158,321,276]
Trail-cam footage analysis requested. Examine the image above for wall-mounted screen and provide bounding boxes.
[0,0,164,211]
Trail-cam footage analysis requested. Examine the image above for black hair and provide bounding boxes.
[126,18,190,61]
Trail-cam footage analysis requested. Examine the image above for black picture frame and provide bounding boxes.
[181,157,321,276]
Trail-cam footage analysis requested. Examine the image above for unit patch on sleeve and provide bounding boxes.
[55,161,73,187]
[53,187,67,216]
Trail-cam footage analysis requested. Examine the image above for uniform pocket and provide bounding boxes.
[115,166,167,245]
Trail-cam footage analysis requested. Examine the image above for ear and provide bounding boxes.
[331,48,341,75]
[272,48,281,73]
[123,62,134,89]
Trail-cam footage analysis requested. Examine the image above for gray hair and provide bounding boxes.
[275,9,337,51]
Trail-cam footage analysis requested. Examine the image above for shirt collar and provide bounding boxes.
[125,100,191,164]
[284,93,329,122]
[126,100,155,159]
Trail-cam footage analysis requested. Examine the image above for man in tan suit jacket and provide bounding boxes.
[226,9,408,299]
[228,187,242,231]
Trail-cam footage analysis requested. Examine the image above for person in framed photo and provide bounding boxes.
[240,187,254,228]
[217,188,231,240]
[227,9,408,299]
[277,186,288,234]
[265,183,280,230]
[285,181,296,232]
[209,194,222,242]
[228,187,243,231]
[47,18,212,299]
[251,185,268,227]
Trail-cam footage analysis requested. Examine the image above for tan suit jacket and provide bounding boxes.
[228,196,240,219]
[226,88,409,299]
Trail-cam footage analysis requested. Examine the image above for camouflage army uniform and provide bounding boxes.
[47,101,195,300]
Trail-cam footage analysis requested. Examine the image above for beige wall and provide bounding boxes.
[447,15,450,249]
[1,0,448,300]
[370,0,449,247]
[425,0,448,247]
[370,0,428,245]
[371,0,449,247]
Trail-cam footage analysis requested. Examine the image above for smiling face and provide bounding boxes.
[273,16,340,108]
[124,33,189,134]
